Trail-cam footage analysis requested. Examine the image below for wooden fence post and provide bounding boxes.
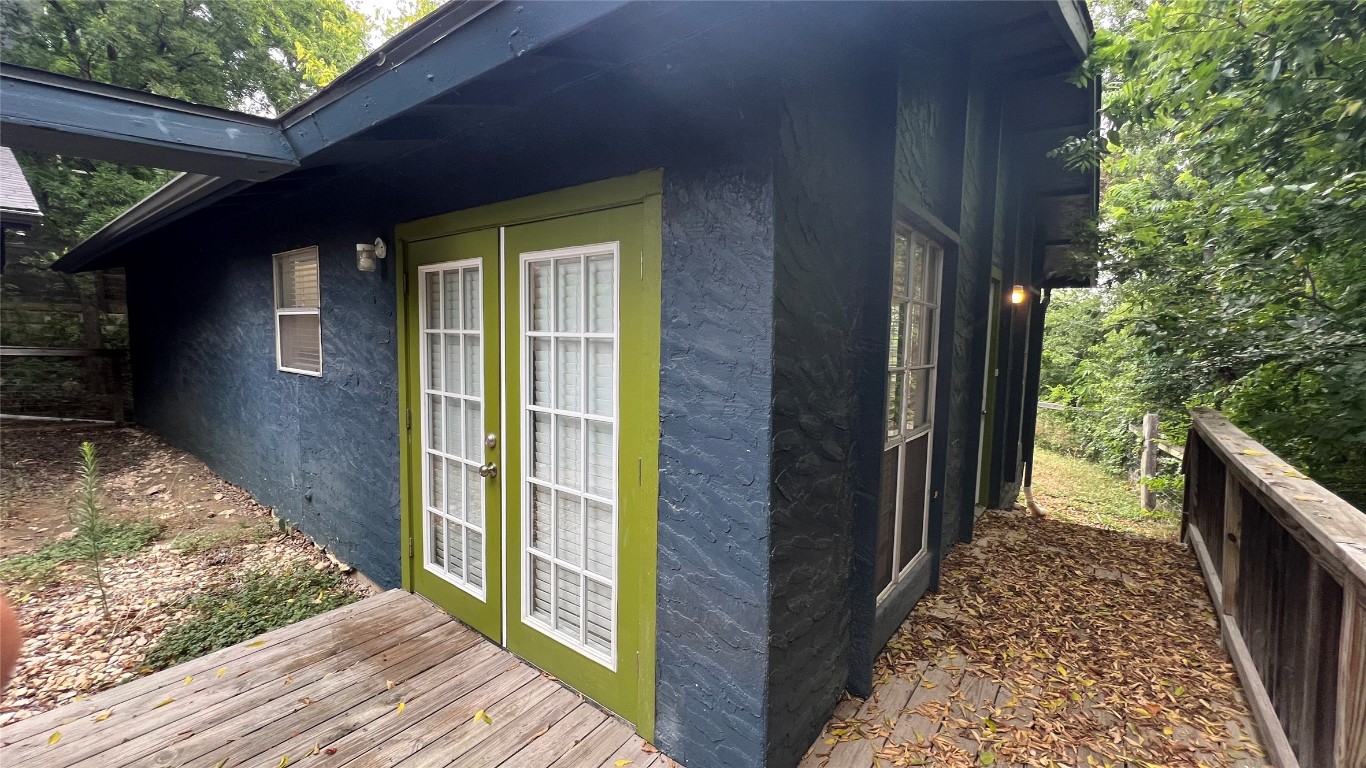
[1338,581,1366,767]
[1140,412,1159,511]
[1221,471,1243,618]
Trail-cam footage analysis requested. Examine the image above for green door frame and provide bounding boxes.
[395,170,662,737]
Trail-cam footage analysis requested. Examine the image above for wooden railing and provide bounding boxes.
[1183,408,1366,768]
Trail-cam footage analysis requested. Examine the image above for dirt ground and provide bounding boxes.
[0,423,262,557]
[0,423,374,726]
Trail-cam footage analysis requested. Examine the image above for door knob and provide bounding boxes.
[478,462,498,479]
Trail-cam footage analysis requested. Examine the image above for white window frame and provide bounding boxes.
[272,246,323,377]
[519,241,621,671]
[877,223,943,603]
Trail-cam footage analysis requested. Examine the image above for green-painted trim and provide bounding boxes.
[397,242,414,592]
[400,170,664,244]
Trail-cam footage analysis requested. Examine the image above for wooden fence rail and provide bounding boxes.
[1183,408,1366,768]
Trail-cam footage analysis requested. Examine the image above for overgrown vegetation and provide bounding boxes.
[167,520,278,555]
[0,519,160,589]
[143,562,359,670]
[1043,0,1365,506]
[1031,446,1180,541]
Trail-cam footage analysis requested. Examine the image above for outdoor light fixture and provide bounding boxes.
[1010,284,1027,305]
[356,238,387,272]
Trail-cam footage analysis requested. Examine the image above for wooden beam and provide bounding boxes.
[0,65,297,180]
[1221,472,1243,617]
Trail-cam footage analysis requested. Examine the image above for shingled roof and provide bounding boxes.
[0,146,42,227]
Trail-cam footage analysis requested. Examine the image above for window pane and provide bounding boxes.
[279,313,321,373]
[555,566,581,636]
[556,416,582,490]
[444,398,461,459]
[906,306,923,368]
[429,454,443,510]
[875,448,897,593]
[556,258,582,332]
[885,370,904,439]
[556,492,582,566]
[467,530,483,588]
[911,236,927,301]
[531,339,551,406]
[443,271,460,330]
[465,465,483,527]
[425,272,441,330]
[905,369,930,433]
[429,511,444,569]
[892,232,910,299]
[530,484,553,552]
[887,303,905,368]
[587,340,613,417]
[465,401,482,460]
[427,394,442,453]
[445,522,464,578]
[445,457,462,519]
[918,307,936,365]
[464,336,481,397]
[586,421,613,498]
[426,334,441,390]
[586,500,613,577]
[443,335,461,395]
[587,254,614,333]
[531,412,552,481]
[530,262,552,332]
[277,250,319,308]
[924,243,942,298]
[557,339,582,412]
[898,435,930,567]
[531,556,552,620]
[585,580,612,653]
[463,269,481,331]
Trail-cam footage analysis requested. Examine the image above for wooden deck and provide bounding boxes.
[0,590,672,768]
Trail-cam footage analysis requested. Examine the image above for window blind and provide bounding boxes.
[274,247,322,374]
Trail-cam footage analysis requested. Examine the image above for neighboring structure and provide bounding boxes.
[0,145,42,270]
[0,2,1098,766]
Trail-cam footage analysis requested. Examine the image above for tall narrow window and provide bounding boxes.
[274,247,322,375]
[877,225,943,599]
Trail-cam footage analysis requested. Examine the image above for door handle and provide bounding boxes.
[478,462,498,479]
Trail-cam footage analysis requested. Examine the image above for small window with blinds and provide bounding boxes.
[273,247,322,376]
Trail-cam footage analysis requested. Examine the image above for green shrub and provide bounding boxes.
[168,521,277,554]
[143,561,358,670]
[0,519,161,588]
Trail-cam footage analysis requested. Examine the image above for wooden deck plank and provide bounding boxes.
[594,735,660,768]
[0,589,409,743]
[823,673,921,768]
[232,641,507,768]
[888,660,960,747]
[444,687,586,768]
[0,590,679,768]
[4,594,439,766]
[316,664,541,768]
[373,676,569,768]
[183,622,482,768]
[56,613,463,768]
[541,716,636,768]
[496,701,610,768]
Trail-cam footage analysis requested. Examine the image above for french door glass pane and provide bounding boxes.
[904,369,929,433]
[888,303,905,368]
[523,247,617,662]
[876,448,898,593]
[420,262,485,596]
[892,232,910,298]
[886,371,904,438]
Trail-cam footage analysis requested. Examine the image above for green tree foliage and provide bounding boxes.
[0,0,371,270]
[1046,0,1366,504]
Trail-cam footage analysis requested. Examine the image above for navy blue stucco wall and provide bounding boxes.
[127,220,401,586]
[766,38,897,766]
[655,159,776,768]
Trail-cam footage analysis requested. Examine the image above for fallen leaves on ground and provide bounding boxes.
[805,508,1267,768]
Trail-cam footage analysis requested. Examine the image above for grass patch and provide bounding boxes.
[168,520,277,554]
[0,519,162,587]
[1030,447,1180,541]
[143,561,359,670]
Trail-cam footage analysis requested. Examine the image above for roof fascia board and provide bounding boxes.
[0,65,298,180]
[1045,0,1092,62]
[281,0,628,158]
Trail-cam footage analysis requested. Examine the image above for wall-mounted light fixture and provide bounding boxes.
[356,238,387,272]
[1010,284,1027,305]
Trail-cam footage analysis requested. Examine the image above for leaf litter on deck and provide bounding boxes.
[804,508,1268,768]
